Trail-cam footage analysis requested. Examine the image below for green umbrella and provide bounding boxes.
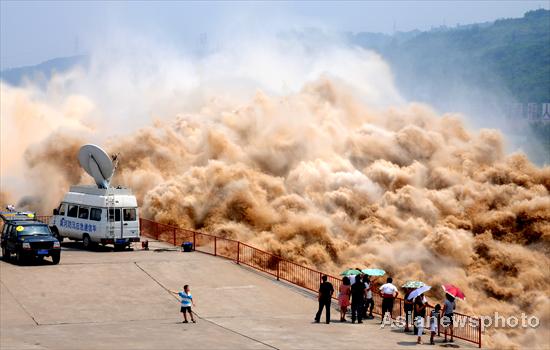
[340,268,362,276]
[361,268,386,276]
[402,281,426,289]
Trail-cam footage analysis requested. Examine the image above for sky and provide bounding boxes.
[1,0,549,69]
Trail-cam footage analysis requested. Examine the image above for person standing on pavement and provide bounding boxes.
[403,288,414,332]
[170,285,196,323]
[429,304,441,345]
[363,275,375,319]
[414,295,428,344]
[379,277,399,323]
[413,294,428,335]
[315,275,334,324]
[442,294,456,343]
[350,274,366,324]
[338,276,351,322]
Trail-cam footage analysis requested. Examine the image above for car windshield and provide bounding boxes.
[17,225,51,236]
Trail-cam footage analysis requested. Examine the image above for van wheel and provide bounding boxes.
[113,244,124,251]
[2,247,10,261]
[51,253,60,265]
[82,235,93,250]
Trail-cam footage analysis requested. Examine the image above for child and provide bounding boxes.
[429,304,441,345]
[170,285,196,323]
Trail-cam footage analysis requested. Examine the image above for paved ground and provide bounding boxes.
[0,240,474,349]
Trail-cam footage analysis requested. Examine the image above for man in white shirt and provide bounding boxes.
[363,275,375,319]
[379,277,399,322]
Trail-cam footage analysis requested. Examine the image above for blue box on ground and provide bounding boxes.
[182,242,193,252]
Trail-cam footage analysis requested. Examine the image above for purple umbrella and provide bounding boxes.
[407,285,432,300]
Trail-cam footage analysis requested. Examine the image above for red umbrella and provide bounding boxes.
[442,284,466,300]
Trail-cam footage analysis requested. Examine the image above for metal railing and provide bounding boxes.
[36,215,52,224]
[138,218,482,347]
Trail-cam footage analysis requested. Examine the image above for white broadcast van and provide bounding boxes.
[49,144,140,250]
[50,186,140,249]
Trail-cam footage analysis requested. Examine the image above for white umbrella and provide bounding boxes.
[407,285,431,300]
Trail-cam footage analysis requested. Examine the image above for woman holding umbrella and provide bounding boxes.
[407,284,430,341]
[441,284,465,343]
[442,294,456,342]
[402,281,425,332]
[414,294,428,344]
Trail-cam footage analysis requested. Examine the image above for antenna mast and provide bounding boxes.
[107,153,120,188]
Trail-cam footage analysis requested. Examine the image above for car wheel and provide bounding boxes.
[2,247,10,261]
[51,253,60,265]
[15,251,24,265]
[82,235,92,250]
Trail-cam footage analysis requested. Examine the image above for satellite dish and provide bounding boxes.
[78,144,114,189]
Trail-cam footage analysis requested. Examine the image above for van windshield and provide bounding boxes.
[17,225,51,236]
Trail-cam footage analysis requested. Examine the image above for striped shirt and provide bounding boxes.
[178,291,192,307]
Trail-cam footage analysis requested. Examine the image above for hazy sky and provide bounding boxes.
[1,0,548,69]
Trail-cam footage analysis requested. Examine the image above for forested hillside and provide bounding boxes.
[350,9,550,104]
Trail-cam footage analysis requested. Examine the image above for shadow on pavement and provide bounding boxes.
[61,241,134,253]
[397,341,419,346]
[0,256,56,266]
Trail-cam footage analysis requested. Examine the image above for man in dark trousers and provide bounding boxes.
[363,275,375,319]
[379,277,399,324]
[314,275,334,324]
[350,274,366,324]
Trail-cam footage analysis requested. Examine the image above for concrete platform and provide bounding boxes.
[0,241,475,349]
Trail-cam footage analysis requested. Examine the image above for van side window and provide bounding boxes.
[123,209,136,221]
[58,203,66,216]
[90,208,102,221]
[67,205,78,218]
[78,207,89,220]
[108,208,121,222]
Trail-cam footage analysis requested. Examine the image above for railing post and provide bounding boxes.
[276,258,280,281]
[193,232,196,251]
[173,227,176,246]
[214,236,217,256]
[236,242,240,264]
[478,317,482,348]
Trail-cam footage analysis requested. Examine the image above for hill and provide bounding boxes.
[0,55,87,86]
[350,9,550,105]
